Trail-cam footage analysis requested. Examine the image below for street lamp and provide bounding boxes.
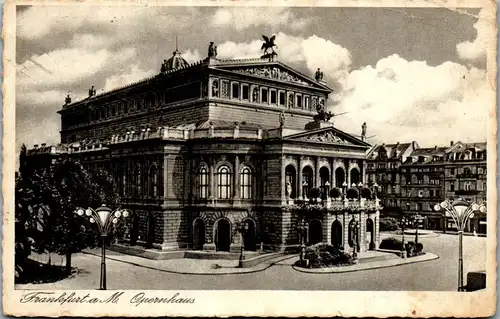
[373,182,379,199]
[350,220,360,260]
[412,214,422,244]
[298,218,309,266]
[238,221,250,268]
[434,200,486,291]
[75,204,129,290]
[400,216,406,255]
[342,181,348,199]
[323,181,331,200]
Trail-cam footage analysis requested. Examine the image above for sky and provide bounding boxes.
[15,5,493,151]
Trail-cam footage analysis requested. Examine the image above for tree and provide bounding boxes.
[16,151,120,274]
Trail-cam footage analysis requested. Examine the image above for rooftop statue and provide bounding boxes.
[88,86,96,98]
[313,109,334,122]
[261,35,278,61]
[362,122,367,138]
[315,68,324,81]
[160,59,168,73]
[208,42,218,58]
[65,94,71,105]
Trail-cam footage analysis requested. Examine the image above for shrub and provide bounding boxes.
[379,237,404,250]
[301,243,355,268]
[406,242,425,257]
[379,217,399,231]
[360,187,373,199]
[309,187,320,199]
[346,187,359,199]
[329,187,342,199]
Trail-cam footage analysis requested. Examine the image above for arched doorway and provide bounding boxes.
[193,218,205,250]
[348,219,358,248]
[285,165,297,199]
[350,168,360,185]
[366,218,375,250]
[215,219,231,252]
[308,220,323,245]
[331,220,343,248]
[335,167,345,188]
[243,219,257,251]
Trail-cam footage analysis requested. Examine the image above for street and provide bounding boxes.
[17,233,486,291]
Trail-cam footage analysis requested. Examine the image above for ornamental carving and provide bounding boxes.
[232,67,312,86]
[221,81,229,98]
[298,131,349,144]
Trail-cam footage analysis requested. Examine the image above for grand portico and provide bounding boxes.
[27,37,379,254]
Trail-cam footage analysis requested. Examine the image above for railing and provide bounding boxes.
[284,197,381,213]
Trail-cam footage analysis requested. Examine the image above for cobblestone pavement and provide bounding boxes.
[16,233,486,291]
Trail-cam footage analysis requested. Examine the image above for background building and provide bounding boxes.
[365,141,488,234]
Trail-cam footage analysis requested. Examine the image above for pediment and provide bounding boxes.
[284,127,371,147]
[213,61,332,91]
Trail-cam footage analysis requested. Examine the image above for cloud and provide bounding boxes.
[218,32,352,84]
[456,8,491,61]
[333,54,491,146]
[211,7,309,30]
[103,64,155,92]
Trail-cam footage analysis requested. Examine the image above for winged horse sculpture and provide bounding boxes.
[261,35,278,55]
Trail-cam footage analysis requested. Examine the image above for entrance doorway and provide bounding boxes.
[193,218,205,250]
[366,218,375,250]
[331,220,343,248]
[215,219,231,252]
[243,219,257,251]
[308,220,323,245]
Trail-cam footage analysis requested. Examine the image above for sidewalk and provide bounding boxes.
[292,252,439,274]
[83,250,297,275]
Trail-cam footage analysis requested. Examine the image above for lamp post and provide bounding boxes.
[412,214,422,244]
[434,200,486,291]
[298,217,308,266]
[75,205,129,290]
[350,220,360,260]
[342,181,348,199]
[324,181,331,200]
[372,182,379,199]
[400,216,406,255]
[238,221,249,268]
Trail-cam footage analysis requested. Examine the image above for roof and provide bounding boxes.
[61,56,332,111]
[367,142,414,160]
[194,120,262,130]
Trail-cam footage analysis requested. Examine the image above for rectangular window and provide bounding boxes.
[304,96,310,110]
[450,182,455,191]
[261,88,268,103]
[232,82,240,99]
[270,89,277,104]
[279,91,286,106]
[296,94,302,108]
[242,84,249,100]
[450,168,455,175]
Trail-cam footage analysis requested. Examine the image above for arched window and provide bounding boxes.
[302,166,314,197]
[118,166,127,197]
[319,167,330,199]
[149,164,158,198]
[198,166,209,199]
[217,165,232,199]
[135,164,142,197]
[240,166,252,199]
[285,165,297,199]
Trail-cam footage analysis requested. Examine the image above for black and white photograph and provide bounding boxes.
[3,1,497,317]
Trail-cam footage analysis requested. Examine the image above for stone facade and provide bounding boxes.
[27,45,378,253]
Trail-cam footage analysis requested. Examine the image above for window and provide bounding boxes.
[296,94,302,108]
[134,164,142,197]
[221,81,230,98]
[242,84,249,100]
[198,166,209,199]
[483,182,487,191]
[119,166,127,196]
[285,165,297,199]
[240,167,252,199]
[270,89,277,104]
[261,88,268,103]
[417,203,423,211]
[217,165,232,199]
[464,181,472,191]
[450,168,455,175]
[149,165,158,197]
[463,167,472,175]
[450,182,455,191]
[279,91,286,106]
[231,82,240,99]
[304,96,310,110]
[302,166,314,197]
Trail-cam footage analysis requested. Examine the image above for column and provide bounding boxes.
[281,155,286,201]
[163,154,170,199]
[346,160,351,187]
[331,158,335,188]
[208,77,213,98]
[298,157,303,199]
[315,157,321,188]
[361,161,367,184]
[234,154,240,200]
